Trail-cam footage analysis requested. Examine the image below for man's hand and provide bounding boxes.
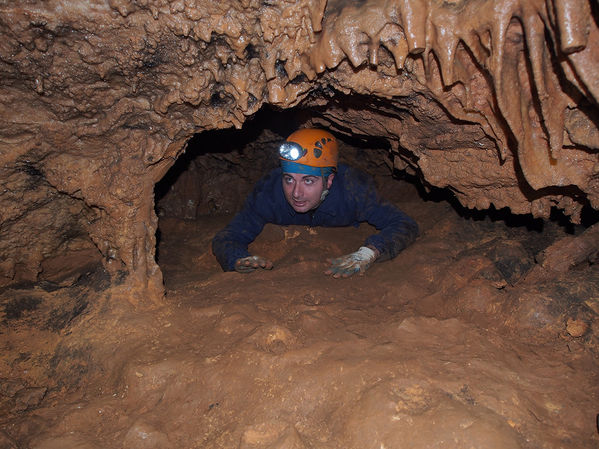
[325,246,379,278]
[235,255,274,273]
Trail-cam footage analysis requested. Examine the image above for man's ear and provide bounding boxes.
[327,173,335,189]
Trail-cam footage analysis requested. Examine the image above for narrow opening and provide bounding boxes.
[153,106,588,295]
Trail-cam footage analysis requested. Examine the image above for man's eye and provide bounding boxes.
[284,177,293,184]
[304,178,314,185]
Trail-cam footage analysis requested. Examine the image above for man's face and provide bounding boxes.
[282,172,334,213]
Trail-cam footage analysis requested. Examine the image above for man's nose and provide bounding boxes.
[292,183,302,198]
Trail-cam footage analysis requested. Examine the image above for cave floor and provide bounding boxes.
[1,185,599,448]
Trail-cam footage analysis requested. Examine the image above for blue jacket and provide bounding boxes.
[212,164,419,271]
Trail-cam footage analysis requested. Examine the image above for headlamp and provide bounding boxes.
[279,142,305,161]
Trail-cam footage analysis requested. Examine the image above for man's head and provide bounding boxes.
[279,129,338,213]
[281,172,334,213]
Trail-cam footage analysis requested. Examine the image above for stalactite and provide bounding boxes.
[307,0,598,215]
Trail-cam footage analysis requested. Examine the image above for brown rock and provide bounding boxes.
[566,318,588,338]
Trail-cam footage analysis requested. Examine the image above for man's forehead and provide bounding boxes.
[284,173,318,180]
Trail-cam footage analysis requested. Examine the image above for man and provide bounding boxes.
[212,128,419,278]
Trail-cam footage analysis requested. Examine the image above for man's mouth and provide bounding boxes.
[293,200,306,207]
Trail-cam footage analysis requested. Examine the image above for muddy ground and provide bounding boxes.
[1,180,599,449]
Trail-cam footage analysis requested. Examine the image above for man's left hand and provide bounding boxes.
[325,246,379,278]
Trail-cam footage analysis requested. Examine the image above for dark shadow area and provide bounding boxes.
[155,106,305,206]
[581,202,599,228]
[157,115,259,205]
[393,169,599,237]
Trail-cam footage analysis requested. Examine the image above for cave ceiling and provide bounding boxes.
[0,0,597,293]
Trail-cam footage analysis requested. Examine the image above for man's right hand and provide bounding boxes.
[234,255,274,273]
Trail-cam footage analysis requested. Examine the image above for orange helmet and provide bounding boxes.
[279,128,338,176]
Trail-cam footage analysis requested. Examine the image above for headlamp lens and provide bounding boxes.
[279,142,304,161]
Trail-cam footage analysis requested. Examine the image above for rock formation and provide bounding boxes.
[0,0,597,297]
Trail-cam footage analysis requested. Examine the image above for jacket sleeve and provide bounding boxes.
[211,181,272,271]
[350,169,419,261]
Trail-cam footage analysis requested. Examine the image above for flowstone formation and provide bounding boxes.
[0,0,597,295]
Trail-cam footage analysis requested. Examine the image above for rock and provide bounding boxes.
[566,318,588,338]
[11,387,46,413]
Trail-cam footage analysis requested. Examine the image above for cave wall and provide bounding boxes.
[0,0,597,297]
